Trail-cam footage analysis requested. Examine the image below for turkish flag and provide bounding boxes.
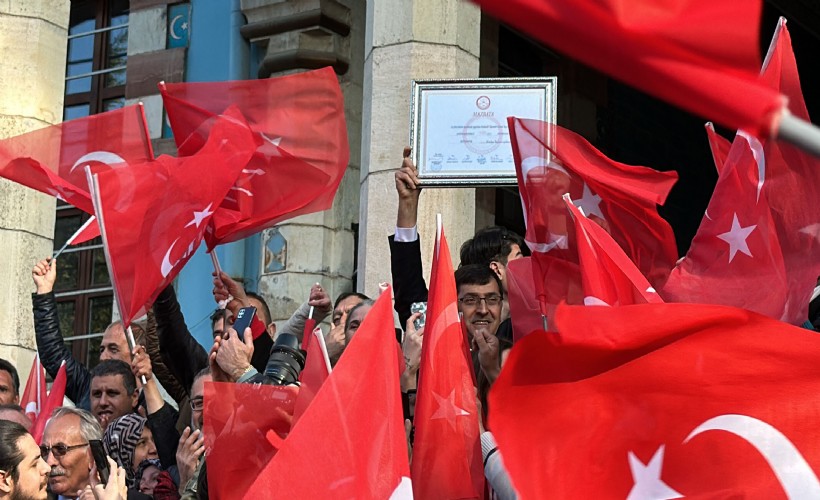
[411,220,483,499]
[88,107,255,326]
[564,194,663,307]
[490,302,820,498]
[31,361,66,444]
[661,19,820,325]
[245,288,412,499]
[0,105,153,215]
[291,325,331,427]
[20,354,47,424]
[471,0,784,137]
[202,382,299,500]
[705,122,731,174]
[507,117,677,336]
[159,67,349,249]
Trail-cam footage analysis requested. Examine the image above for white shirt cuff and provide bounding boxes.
[394,226,418,243]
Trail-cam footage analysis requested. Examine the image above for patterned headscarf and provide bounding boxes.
[103,413,146,488]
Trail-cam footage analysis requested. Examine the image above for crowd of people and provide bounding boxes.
[5,146,759,499]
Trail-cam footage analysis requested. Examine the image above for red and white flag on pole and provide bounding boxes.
[564,194,663,307]
[705,122,731,174]
[31,361,66,444]
[159,67,349,249]
[507,117,678,337]
[490,302,820,498]
[411,215,483,499]
[661,18,820,325]
[0,105,153,215]
[87,107,255,326]
[470,0,784,136]
[20,354,47,424]
[245,287,412,499]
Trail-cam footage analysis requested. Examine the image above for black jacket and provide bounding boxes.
[388,235,429,328]
[153,286,210,394]
[32,292,92,410]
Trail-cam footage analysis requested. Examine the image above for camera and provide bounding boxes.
[247,333,306,386]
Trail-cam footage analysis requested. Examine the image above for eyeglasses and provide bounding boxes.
[190,398,204,412]
[39,443,89,460]
[458,294,502,307]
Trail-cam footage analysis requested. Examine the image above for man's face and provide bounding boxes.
[132,426,158,473]
[99,324,130,363]
[344,304,373,342]
[247,297,276,338]
[0,409,31,431]
[90,375,136,429]
[0,434,49,500]
[332,296,363,327]
[457,281,503,339]
[492,243,524,292]
[211,312,231,340]
[190,374,212,431]
[42,415,92,496]
[0,370,18,405]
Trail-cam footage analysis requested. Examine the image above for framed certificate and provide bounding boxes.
[410,77,557,186]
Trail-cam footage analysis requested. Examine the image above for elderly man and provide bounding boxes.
[40,407,100,499]
[31,258,144,411]
[0,421,49,500]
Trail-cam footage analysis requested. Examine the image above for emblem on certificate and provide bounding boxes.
[410,77,557,186]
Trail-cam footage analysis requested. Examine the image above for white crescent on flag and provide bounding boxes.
[69,151,127,174]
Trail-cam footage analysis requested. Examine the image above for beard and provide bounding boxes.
[9,478,47,500]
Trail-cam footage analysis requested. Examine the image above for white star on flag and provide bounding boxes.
[717,213,757,263]
[626,446,682,500]
[184,203,214,229]
[430,390,469,431]
[259,132,283,161]
[573,184,605,221]
[799,223,820,244]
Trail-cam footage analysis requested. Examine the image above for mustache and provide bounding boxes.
[49,467,66,478]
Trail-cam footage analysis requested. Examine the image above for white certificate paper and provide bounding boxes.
[411,78,556,186]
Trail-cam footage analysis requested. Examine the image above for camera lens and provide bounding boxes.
[259,333,305,386]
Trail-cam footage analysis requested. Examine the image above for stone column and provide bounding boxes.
[359,0,481,296]
[0,1,69,376]
[240,0,364,324]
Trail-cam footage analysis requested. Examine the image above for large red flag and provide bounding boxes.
[202,382,298,499]
[564,194,663,307]
[507,117,677,336]
[31,361,66,444]
[88,108,255,326]
[411,218,483,499]
[0,105,153,215]
[490,302,820,498]
[471,0,784,137]
[661,19,820,325]
[159,67,349,249]
[245,288,412,499]
[20,354,47,424]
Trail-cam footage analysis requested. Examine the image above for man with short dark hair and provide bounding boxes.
[0,360,19,406]
[31,258,145,411]
[0,420,49,500]
[89,361,138,430]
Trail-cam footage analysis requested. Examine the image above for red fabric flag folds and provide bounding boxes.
[159,67,349,249]
[490,302,820,498]
[661,19,820,325]
[411,220,483,499]
[31,361,66,444]
[0,105,153,215]
[291,325,330,427]
[507,117,677,337]
[471,0,784,136]
[89,108,255,326]
[20,354,47,424]
[245,288,411,499]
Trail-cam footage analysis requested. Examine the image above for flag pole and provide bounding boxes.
[52,216,97,261]
[85,167,147,385]
[777,111,820,159]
